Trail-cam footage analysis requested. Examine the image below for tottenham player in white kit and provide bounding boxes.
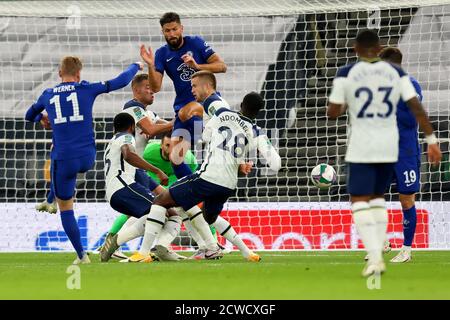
[132,91,281,263]
[103,113,168,221]
[120,73,173,188]
[101,113,172,262]
[327,30,441,277]
[189,71,281,261]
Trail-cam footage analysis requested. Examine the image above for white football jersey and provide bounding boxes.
[328,60,418,163]
[198,108,281,189]
[201,93,229,124]
[120,105,160,155]
[104,132,137,201]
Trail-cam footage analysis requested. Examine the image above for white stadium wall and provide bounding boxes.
[1,202,449,252]
[399,5,450,116]
[0,15,295,118]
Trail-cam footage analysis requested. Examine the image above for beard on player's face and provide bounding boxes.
[165,35,183,49]
[161,138,171,159]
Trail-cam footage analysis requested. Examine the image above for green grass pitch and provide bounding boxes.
[1,251,450,299]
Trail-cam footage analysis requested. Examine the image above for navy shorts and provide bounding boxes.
[135,169,159,192]
[110,181,154,218]
[172,114,203,145]
[393,156,421,194]
[169,173,235,223]
[51,153,95,200]
[347,162,395,196]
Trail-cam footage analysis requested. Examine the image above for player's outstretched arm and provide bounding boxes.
[140,45,163,93]
[255,131,282,172]
[121,144,169,185]
[406,97,442,166]
[106,62,144,92]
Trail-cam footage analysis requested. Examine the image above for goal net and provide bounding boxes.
[1,0,450,252]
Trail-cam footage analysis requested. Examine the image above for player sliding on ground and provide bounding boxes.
[142,132,225,259]
[99,73,217,260]
[25,56,143,264]
[140,12,227,181]
[99,73,174,260]
[327,30,441,277]
[124,91,281,263]
[102,122,268,262]
[101,113,189,262]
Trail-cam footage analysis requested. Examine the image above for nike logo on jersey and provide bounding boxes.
[405,182,415,187]
[166,57,174,62]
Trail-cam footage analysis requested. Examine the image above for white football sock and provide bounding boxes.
[121,216,137,231]
[156,215,182,248]
[352,201,381,263]
[402,245,412,252]
[117,215,146,246]
[369,198,388,252]
[178,209,206,249]
[139,205,166,256]
[214,216,251,258]
[187,206,217,250]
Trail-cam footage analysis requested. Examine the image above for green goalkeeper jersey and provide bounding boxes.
[143,141,198,187]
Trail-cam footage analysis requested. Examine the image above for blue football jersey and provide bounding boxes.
[25,63,140,160]
[33,81,110,160]
[397,76,423,158]
[154,36,215,111]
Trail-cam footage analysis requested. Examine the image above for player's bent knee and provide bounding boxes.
[56,198,73,211]
[399,193,415,210]
[153,191,176,208]
[203,212,219,225]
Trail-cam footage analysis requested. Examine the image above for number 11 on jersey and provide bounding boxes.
[49,92,84,124]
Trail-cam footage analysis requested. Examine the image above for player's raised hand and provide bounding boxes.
[157,170,169,186]
[428,143,442,167]
[181,54,199,69]
[140,44,154,65]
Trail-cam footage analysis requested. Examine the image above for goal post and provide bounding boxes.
[1,0,450,252]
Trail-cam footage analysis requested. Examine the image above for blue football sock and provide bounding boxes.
[403,206,417,247]
[60,210,84,259]
[172,162,192,179]
[46,184,55,203]
[188,115,203,145]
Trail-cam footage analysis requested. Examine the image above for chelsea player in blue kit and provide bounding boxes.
[380,47,423,263]
[140,12,227,179]
[25,56,143,264]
